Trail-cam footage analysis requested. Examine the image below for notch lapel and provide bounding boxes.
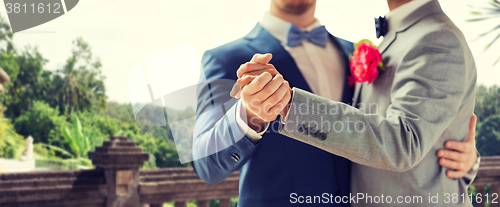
[352,83,363,106]
[381,0,444,55]
[379,29,398,55]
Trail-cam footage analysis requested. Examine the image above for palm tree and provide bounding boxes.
[0,15,14,53]
[57,57,85,115]
[468,0,500,65]
[56,38,106,115]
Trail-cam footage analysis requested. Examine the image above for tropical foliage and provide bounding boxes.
[38,114,103,167]
[0,104,24,159]
[468,0,500,65]
[0,14,187,169]
[474,85,500,156]
[13,101,67,147]
[55,38,106,115]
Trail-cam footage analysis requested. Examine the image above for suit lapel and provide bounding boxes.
[379,29,398,55]
[246,24,313,93]
[381,0,444,55]
[352,83,362,106]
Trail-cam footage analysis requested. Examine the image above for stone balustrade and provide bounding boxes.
[0,136,498,207]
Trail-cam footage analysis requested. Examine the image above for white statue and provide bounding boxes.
[0,67,10,94]
[20,136,33,161]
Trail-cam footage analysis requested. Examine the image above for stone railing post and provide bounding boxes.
[174,201,187,207]
[197,200,209,207]
[219,198,231,207]
[89,136,149,207]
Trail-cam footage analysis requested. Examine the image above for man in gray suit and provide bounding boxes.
[236,0,479,206]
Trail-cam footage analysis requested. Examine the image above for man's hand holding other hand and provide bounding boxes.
[233,54,292,131]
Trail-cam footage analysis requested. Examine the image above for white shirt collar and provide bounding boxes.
[386,0,433,32]
[259,12,322,46]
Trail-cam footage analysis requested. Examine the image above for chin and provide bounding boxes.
[278,0,315,15]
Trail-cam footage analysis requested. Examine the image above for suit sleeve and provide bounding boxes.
[191,50,260,184]
[280,30,475,173]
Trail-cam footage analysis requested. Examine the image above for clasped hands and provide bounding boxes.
[230,54,291,130]
[229,53,478,179]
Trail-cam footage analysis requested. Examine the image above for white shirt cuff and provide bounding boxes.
[236,100,269,143]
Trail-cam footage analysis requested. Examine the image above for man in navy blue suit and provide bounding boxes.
[192,0,478,206]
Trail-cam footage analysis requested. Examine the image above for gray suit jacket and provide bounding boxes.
[279,1,477,206]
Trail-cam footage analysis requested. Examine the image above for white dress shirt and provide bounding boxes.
[385,0,433,33]
[236,12,345,142]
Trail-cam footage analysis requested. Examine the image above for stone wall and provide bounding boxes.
[0,136,238,207]
[0,136,497,207]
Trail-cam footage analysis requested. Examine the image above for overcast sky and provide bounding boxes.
[1,0,499,104]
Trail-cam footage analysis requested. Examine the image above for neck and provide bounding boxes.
[269,3,316,28]
[387,0,412,11]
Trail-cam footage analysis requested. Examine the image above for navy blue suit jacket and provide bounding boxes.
[192,24,355,207]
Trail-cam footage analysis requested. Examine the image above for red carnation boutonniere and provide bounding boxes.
[347,39,385,87]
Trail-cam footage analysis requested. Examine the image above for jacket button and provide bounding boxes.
[304,127,311,135]
[231,153,240,162]
[298,124,304,132]
[319,133,327,140]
